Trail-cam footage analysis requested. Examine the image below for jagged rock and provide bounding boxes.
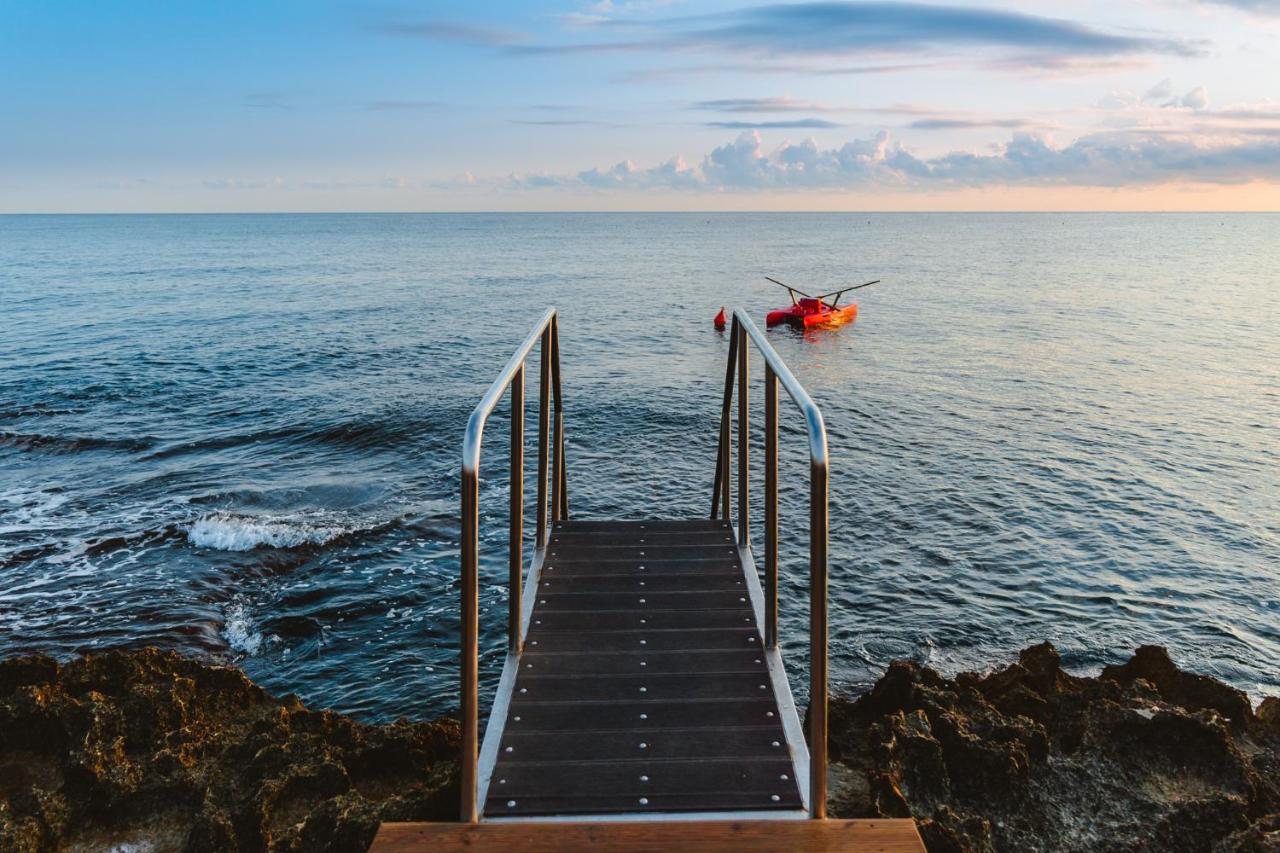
[829,643,1280,853]
[0,649,458,852]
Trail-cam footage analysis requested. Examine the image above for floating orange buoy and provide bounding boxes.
[713,307,727,330]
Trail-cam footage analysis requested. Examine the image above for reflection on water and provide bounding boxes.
[1,213,1276,721]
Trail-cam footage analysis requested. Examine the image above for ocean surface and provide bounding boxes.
[1,213,1276,723]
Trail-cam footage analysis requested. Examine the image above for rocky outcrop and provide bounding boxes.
[3,644,1275,852]
[828,643,1280,852]
[0,649,457,852]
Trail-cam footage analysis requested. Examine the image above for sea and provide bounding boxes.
[1,213,1276,722]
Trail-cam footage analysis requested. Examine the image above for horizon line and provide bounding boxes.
[3,209,1278,216]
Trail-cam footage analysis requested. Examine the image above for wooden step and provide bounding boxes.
[370,819,925,852]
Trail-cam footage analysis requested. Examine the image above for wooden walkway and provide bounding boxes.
[483,518,803,816]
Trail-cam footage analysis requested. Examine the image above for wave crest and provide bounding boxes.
[187,513,346,552]
[222,599,263,655]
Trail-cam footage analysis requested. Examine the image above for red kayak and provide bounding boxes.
[763,276,879,329]
[766,298,858,329]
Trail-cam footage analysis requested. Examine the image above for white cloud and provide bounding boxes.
[501,128,1280,192]
[1144,78,1175,103]
[1181,86,1210,110]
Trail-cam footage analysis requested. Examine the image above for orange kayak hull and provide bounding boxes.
[767,301,858,328]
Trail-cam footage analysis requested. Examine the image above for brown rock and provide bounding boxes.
[0,649,458,852]
[1102,645,1255,731]
[828,643,1279,853]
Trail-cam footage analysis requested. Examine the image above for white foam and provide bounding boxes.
[187,513,344,551]
[222,599,263,656]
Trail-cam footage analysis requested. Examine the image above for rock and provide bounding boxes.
[1102,645,1255,732]
[0,649,458,852]
[828,643,1280,853]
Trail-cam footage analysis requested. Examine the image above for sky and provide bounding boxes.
[2,0,1279,211]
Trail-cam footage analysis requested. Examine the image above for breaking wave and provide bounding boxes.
[187,513,347,552]
[222,599,264,656]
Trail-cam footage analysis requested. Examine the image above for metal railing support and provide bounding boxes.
[460,309,565,822]
[764,364,779,650]
[711,321,738,520]
[810,458,829,819]
[509,365,524,655]
[737,321,749,547]
[710,308,829,819]
[536,328,551,548]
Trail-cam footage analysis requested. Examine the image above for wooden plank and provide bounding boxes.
[550,514,732,527]
[509,672,774,702]
[371,819,926,853]
[496,697,783,731]
[526,627,761,653]
[517,648,765,676]
[544,556,740,574]
[496,726,786,761]
[529,609,755,631]
[487,757,798,800]
[538,571,746,593]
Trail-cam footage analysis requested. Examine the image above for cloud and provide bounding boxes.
[1098,80,1210,112]
[618,60,942,82]
[908,118,1035,130]
[1193,0,1280,14]
[511,119,614,126]
[1180,86,1210,110]
[707,118,843,129]
[1145,78,1175,102]
[691,96,831,113]
[511,2,1205,62]
[377,20,524,46]
[498,128,1280,192]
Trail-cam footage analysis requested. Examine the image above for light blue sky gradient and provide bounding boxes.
[2,1,1278,210]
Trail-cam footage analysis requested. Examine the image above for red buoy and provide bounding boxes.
[713,307,727,330]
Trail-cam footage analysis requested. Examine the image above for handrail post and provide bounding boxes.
[764,364,778,650]
[736,322,749,547]
[712,319,739,520]
[509,365,524,655]
[460,462,480,822]
[536,329,551,547]
[716,317,737,517]
[551,317,566,522]
[810,458,829,819]
[459,308,563,822]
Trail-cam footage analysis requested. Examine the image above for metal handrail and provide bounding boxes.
[711,307,830,819]
[460,308,566,822]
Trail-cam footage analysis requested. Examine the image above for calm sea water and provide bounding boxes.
[1,213,1276,722]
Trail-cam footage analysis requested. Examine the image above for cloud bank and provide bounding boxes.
[501,129,1280,193]
[504,2,1206,63]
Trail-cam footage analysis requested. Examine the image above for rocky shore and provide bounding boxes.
[0,650,457,852]
[2,644,1276,852]
[827,643,1280,852]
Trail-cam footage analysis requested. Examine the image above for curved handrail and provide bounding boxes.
[711,307,830,819]
[459,308,566,823]
[462,307,556,475]
[735,309,828,467]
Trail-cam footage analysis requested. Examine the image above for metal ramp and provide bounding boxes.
[373,308,924,850]
[483,518,805,817]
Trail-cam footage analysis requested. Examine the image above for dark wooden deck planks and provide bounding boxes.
[484,519,803,817]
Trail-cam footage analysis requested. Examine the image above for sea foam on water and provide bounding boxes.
[187,513,345,552]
